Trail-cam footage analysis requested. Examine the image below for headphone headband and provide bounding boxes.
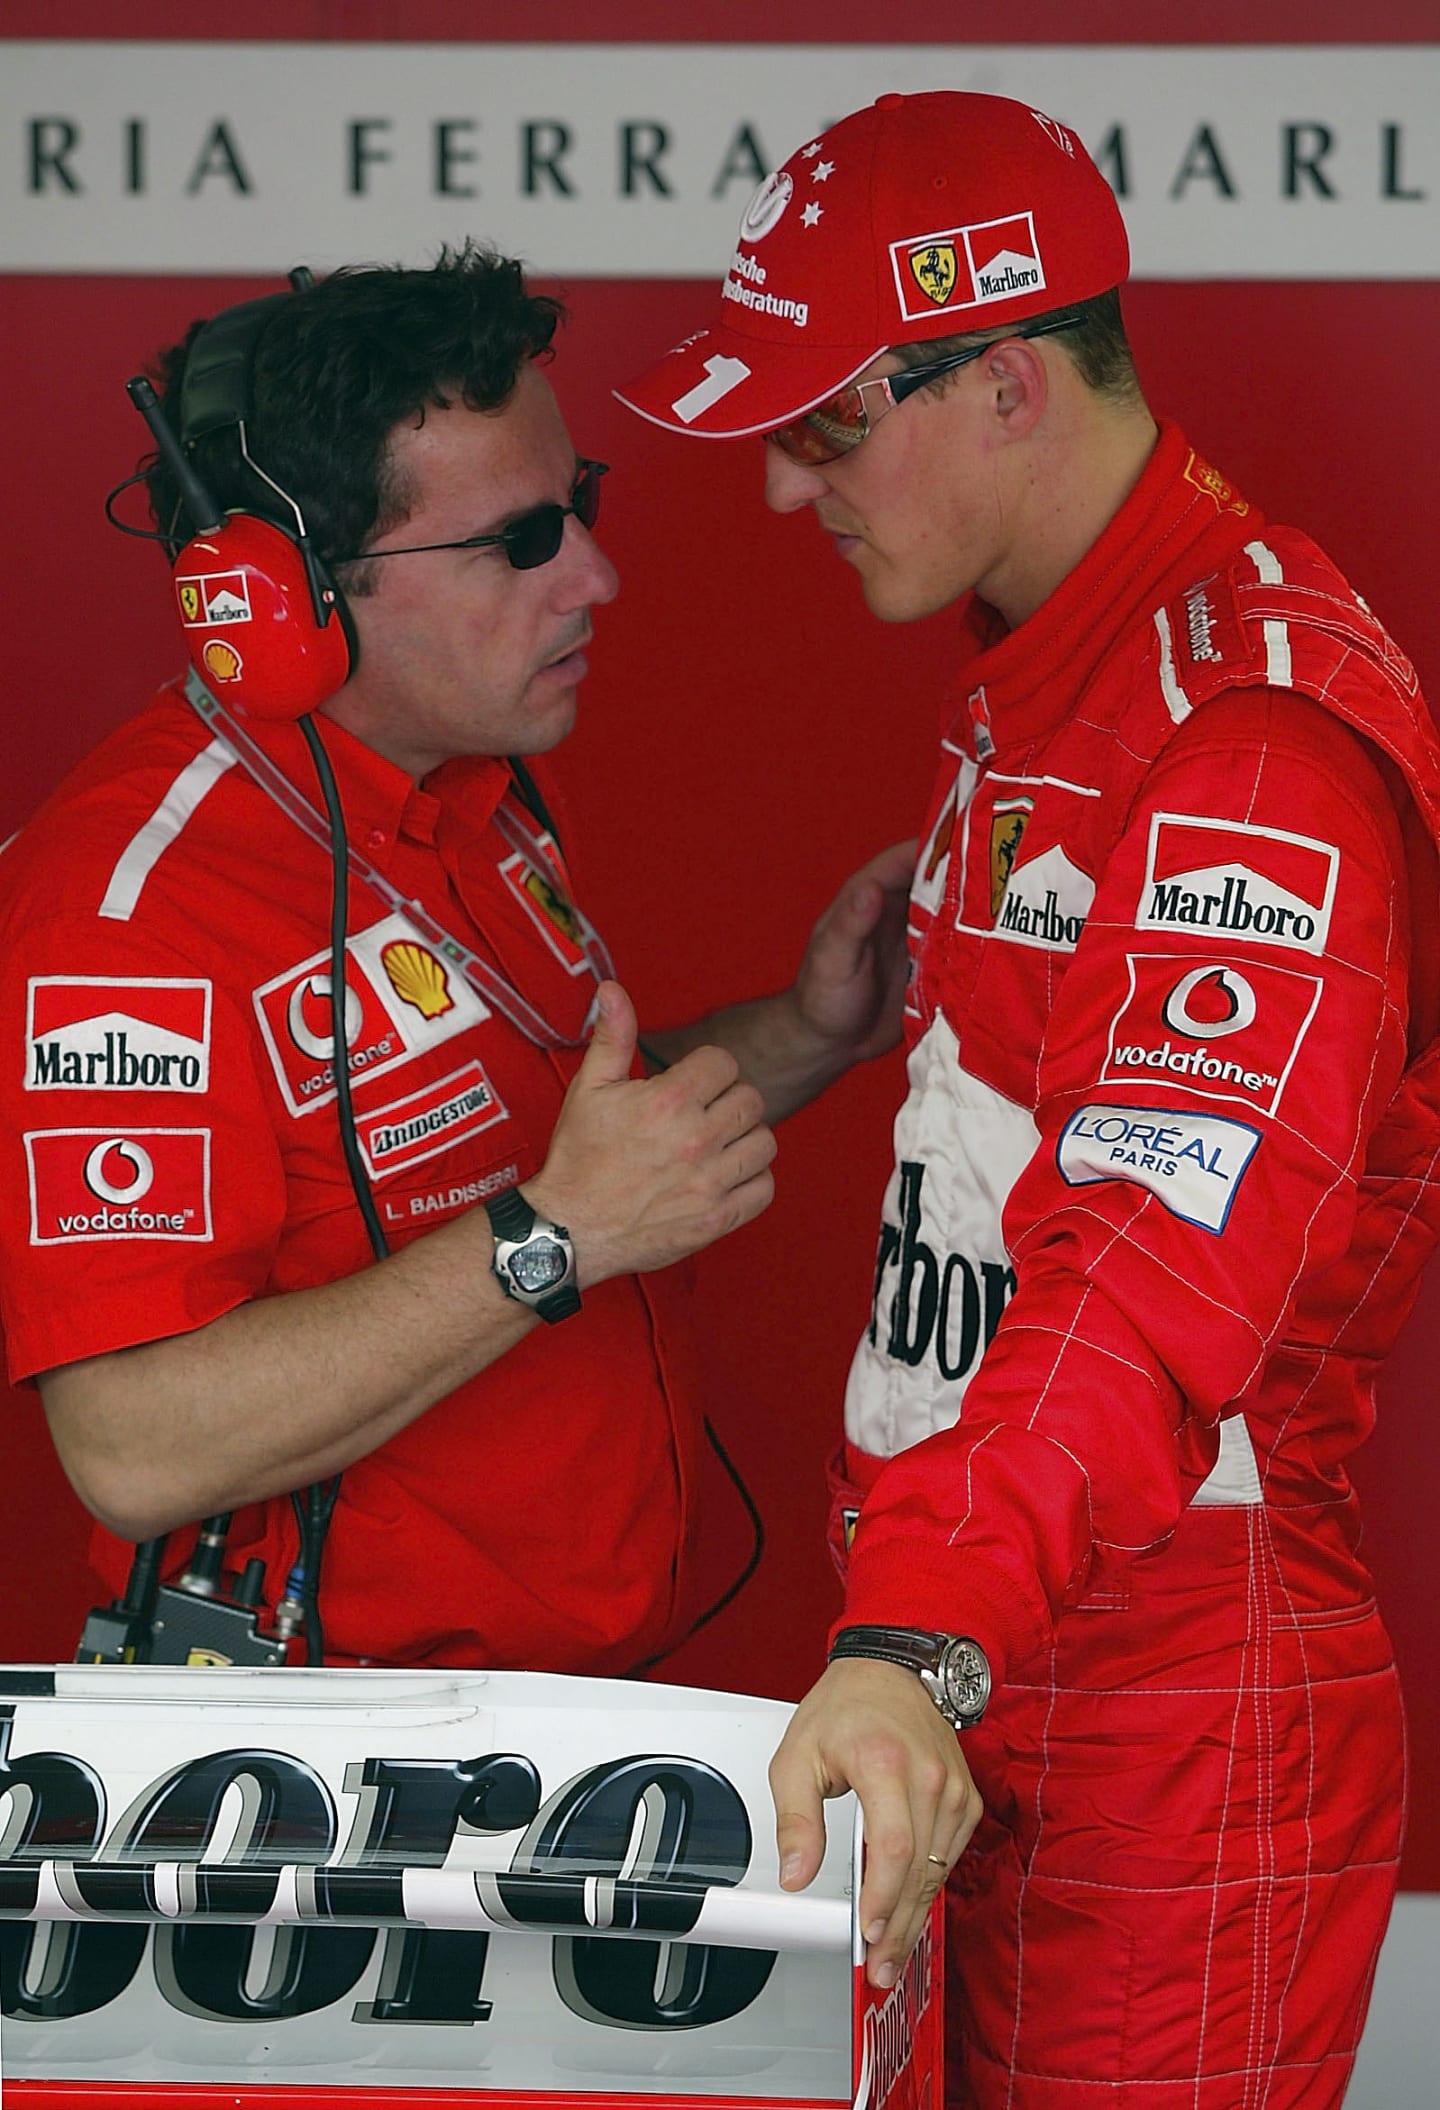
[180,291,292,442]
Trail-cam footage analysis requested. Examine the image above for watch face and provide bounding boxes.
[508,1237,569,1293]
[940,1642,990,1720]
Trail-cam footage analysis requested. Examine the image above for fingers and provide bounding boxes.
[861,1758,983,1989]
[768,1729,831,1896]
[864,837,921,893]
[576,979,639,1087]
[773,1658,983,1992]
[828,839,920,939]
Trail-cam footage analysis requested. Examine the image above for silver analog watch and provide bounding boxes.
[828,1624,992,1729]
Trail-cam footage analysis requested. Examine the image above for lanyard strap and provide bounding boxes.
[182,670,610,1050]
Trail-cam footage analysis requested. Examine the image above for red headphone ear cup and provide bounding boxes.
[172,513,351,721]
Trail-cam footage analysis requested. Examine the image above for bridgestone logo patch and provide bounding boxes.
[356,1060,508,1181]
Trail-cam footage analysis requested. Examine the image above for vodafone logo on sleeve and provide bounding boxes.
[25,1128,212,1243]
[26,977,211,1092]
[1137,814,1339,955]
[1101,955,1324,1116]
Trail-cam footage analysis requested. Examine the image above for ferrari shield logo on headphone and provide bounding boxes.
[175,571,252,627]
[908,242,959,307]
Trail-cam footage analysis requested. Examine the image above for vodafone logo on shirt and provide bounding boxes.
[26,976,211,1093]
[25,1128,212,1244]
[1137,814,1340,956]
[253,912,490,1118]
[1101,954,1324,1117]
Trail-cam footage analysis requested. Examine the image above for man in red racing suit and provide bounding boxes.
[618,90,1440,2104]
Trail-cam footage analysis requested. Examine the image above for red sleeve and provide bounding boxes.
[0,913,288,1382]
[841,689,1412,1685]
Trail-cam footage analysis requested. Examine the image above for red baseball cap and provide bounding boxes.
[614,90,1129,441]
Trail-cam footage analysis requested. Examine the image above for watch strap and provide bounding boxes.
[828,1624,989,1728]
[483,1184,536,1243]
[829,1623,949,1668]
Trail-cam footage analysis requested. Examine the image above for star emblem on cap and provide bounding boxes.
[811,160,835,182]
[800,141,824,158]
[801,202,823,228]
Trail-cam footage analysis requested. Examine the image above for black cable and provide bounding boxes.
[290,715,394,1664]
[299,714,391,1266]
[629,1414,766,1675]
[120,1535,167,1623]
[505,753,561,844]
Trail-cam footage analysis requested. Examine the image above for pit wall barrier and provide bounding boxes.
[0,1666,942,2109]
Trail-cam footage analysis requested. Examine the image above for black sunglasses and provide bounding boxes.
[340,458,608,572]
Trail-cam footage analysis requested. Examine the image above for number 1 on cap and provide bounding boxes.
[671,355,752,424]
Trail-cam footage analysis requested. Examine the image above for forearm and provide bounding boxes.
[39,979,778,1542]
[645,987,852,1124]
[647,839,916,1122]
[41,1207,534,1541]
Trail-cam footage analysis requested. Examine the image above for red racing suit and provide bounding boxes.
[0,681,723,1675]
[836,423,1440,2105]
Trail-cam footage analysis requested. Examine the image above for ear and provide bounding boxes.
[979,338,1050,442]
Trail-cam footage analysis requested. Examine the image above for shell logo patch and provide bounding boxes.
[202,640,243,684]
[908,242,958,307]
[381,939,454,1021]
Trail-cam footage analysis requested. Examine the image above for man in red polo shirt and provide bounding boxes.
[618,92,1440,2105]
[0,245,912,1676]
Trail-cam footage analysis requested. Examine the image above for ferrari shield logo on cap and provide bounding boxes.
[908,242,959,307]
[892,213,1047,322]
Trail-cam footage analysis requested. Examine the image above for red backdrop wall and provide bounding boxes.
[3,6,1437,1889]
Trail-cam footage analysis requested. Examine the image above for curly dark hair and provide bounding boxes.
[145,241,563,595]
[889,287,1141,404]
